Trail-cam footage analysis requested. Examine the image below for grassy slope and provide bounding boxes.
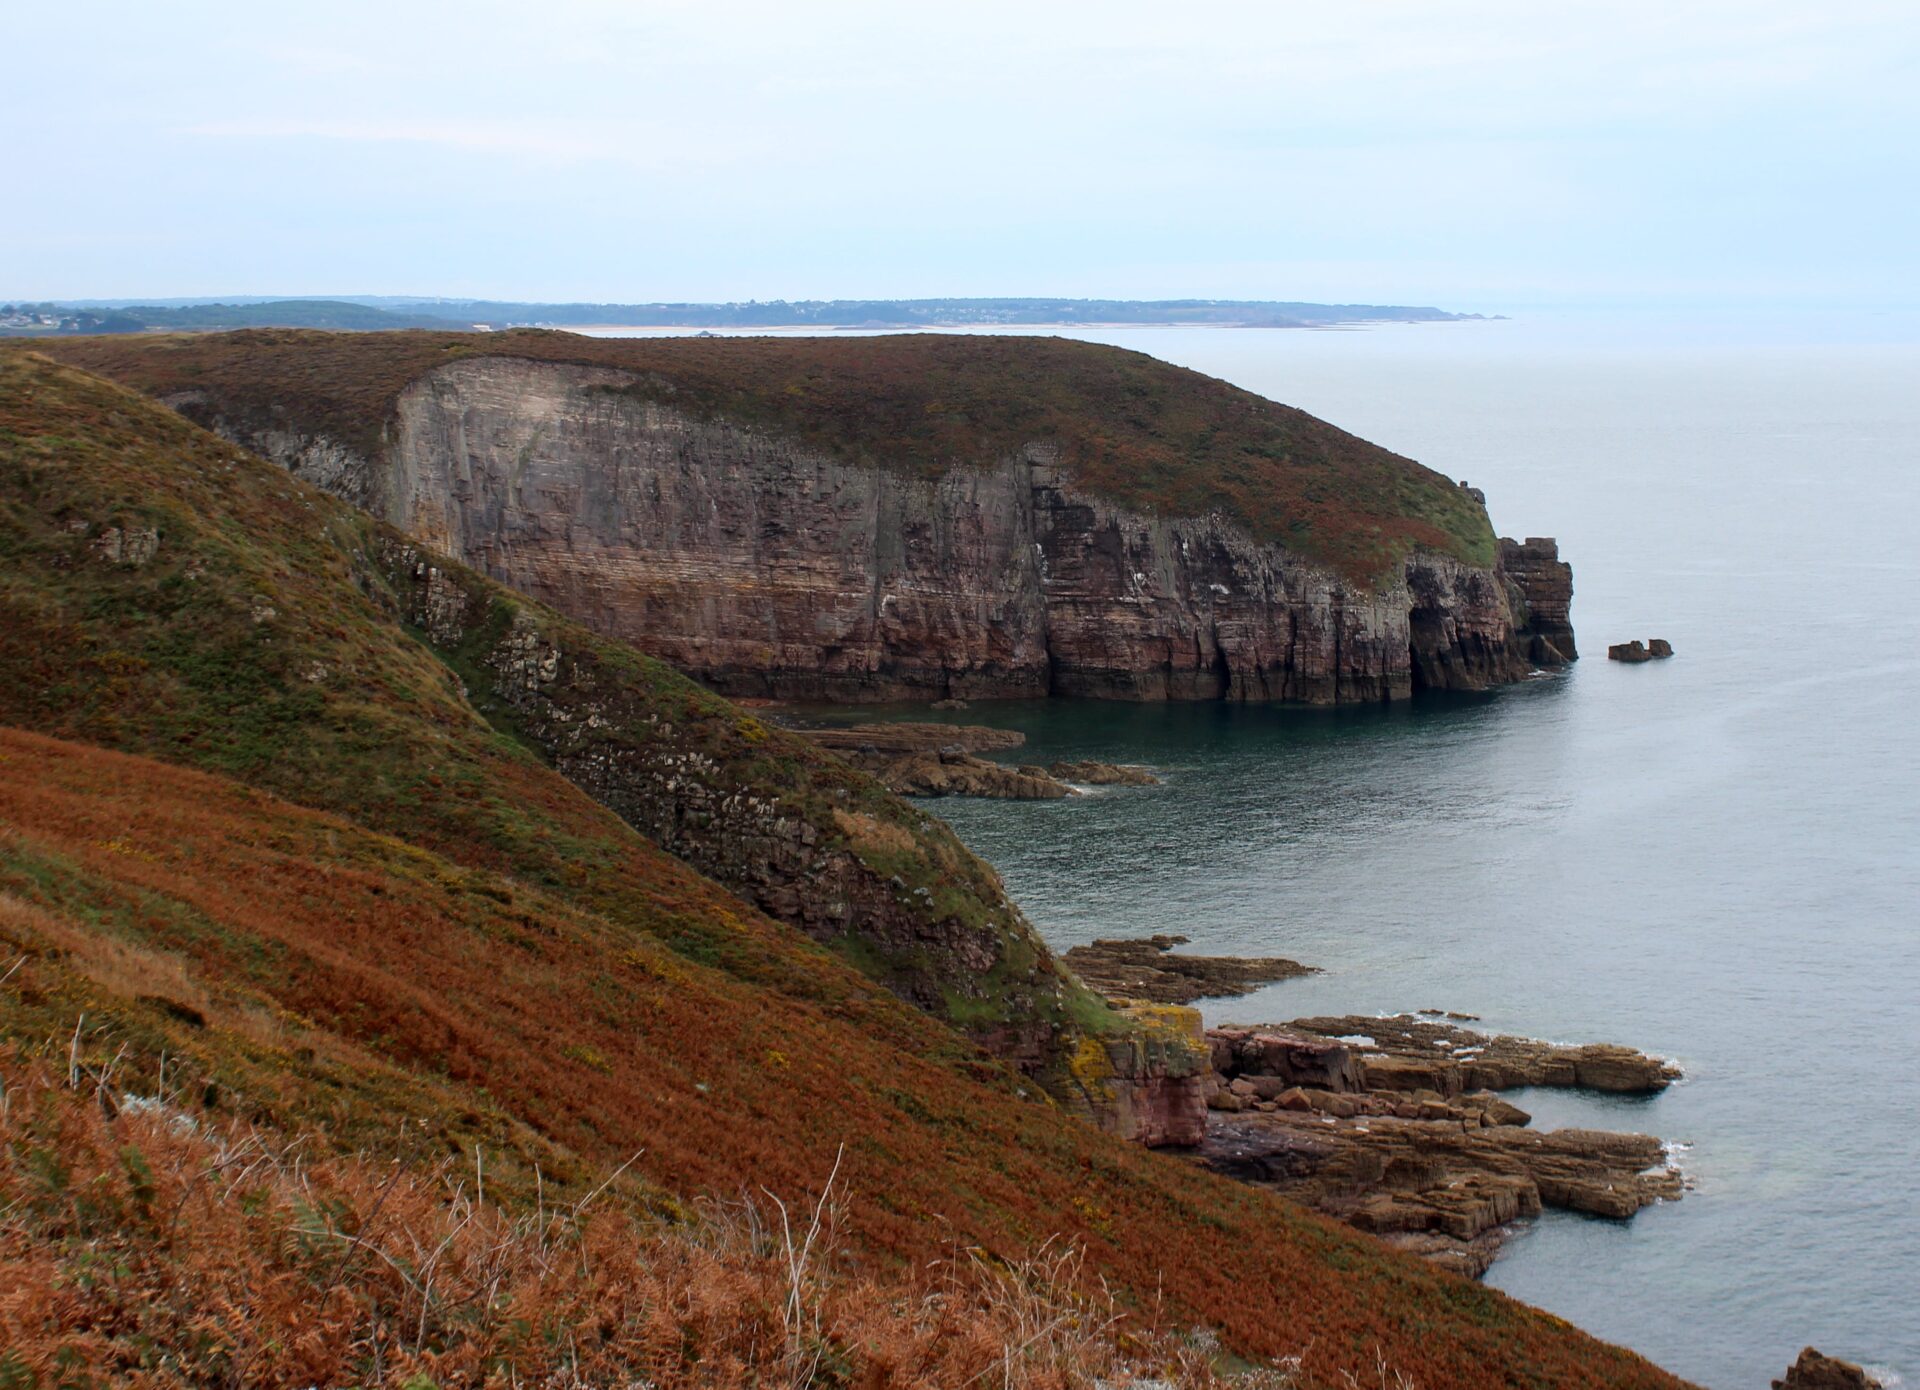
[0,349,1102,1063]
[0,355,1691,1386]
[0,736,1688,1390]
[31,328,1495,584]
[0,1029,1252,1390]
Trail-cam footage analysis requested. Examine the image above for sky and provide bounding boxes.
[5,1,1918,314]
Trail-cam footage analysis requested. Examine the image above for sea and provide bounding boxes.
[587,312,1920,1388]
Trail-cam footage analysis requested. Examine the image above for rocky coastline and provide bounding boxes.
[1195,1015,1683,1276]
[1062,935,1686,1281]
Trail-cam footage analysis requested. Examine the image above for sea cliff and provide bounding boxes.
[41,331,1575,704]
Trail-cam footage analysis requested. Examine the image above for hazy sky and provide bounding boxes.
[6,1,1917,311]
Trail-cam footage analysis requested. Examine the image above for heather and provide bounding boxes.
[28,328,1495,584]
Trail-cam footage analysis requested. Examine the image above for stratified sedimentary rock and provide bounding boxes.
[1276,1014,1681,1094]
[129,341,1577,705]
[1498,536,1578,663]
[1195,1015,1683,1275]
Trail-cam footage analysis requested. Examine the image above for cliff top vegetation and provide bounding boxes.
[31,328,1497,584]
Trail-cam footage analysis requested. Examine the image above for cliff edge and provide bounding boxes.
[38,330,1574,703]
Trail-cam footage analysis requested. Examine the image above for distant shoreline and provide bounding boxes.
[562,318,1485,335]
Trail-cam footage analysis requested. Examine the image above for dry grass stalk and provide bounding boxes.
[0,1038,1299,1389]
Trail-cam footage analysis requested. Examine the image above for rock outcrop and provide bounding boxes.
[1774,1349,1884,1390]
[1498,536,1578,664]
[1276,1014,1681,1094]
[862,750,1076,800]
[1048,760,1159,786]
[174,354,1575,705]
[1063,1001,1214,1148]
[786,723,1079,798]
[368,542,1106,1076]
[1063,935,1315,1004]
[1195,1016,1684,1275]
[785,722,1026,755]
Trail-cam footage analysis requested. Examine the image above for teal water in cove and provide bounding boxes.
[774,315,1920,1389]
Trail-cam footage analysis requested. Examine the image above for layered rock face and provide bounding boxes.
[1498,536,1578,663]
[201,357,1573,704]
[1198,1017,1684,1276]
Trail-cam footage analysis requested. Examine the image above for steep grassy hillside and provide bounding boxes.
[32,328,1494,584]
[0,1027,1247,1390]
[0,355,1692,1386]
[0,349,1100,1070]
[0,734,1690,1390]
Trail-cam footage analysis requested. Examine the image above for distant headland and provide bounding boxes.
[1,294,1499,336]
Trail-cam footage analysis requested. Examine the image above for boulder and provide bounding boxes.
[1209,1027,1362,1091]
[1773,1348,1882,1390]
[1468,1093,1533,1128]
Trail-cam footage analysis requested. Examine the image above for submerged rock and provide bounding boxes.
[1048,759,1160,786]
[1064,935,1315,1004]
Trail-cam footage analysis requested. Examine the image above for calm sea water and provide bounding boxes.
[771,314,1912,1390]
[605,316,1920,1387]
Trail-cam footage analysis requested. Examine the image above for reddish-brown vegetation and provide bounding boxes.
[0,1043,1285,1390]
[0,354,1693,1386]
[0,730,1692,1388]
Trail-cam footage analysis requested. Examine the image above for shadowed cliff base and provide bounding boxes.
[24,331,1576,706]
